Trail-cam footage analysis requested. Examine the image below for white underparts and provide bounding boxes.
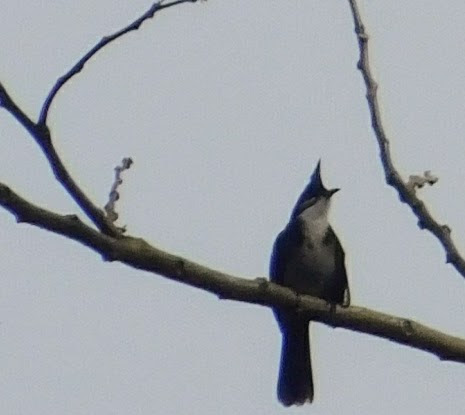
[298,198,331,242]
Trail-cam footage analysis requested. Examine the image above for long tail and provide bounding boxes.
[277,322,313,406]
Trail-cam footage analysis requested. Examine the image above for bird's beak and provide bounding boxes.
[328,188,340,197]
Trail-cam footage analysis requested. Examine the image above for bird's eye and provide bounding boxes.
[292,196,320,218]
[299,197,317,212]
[307,197,317,207]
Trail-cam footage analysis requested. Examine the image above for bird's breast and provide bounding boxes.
[283,239,336,295]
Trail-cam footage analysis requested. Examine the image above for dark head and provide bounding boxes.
[291,160,339,218]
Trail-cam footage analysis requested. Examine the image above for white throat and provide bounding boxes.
[298,198,331,240]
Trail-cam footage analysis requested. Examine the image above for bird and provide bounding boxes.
[270,160,350,406]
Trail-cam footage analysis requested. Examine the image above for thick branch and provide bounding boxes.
[39,0,198,124]
[1,181,465,364]
[347,0,465,277]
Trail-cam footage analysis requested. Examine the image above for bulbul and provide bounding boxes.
[270,161,350,406]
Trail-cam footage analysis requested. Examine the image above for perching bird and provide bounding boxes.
[270,161,350,406]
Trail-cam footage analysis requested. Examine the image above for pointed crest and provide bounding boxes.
[309,159,323,193]
[291,160,337,218]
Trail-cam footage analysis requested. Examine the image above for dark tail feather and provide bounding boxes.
[277,323,313,406]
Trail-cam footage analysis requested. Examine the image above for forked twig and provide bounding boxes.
[1,0,197,238]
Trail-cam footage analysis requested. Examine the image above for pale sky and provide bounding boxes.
[1,1,465,414]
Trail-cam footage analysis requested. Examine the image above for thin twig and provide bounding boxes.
[104,157,134,227]
[347,0,465,277]
[38,0,198,124]
[0,180,465,363]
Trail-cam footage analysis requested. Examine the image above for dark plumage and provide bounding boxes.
[270,162,350,406]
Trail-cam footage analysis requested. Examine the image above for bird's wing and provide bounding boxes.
[269,221,304,330]
[327,226,350,306]
[270,229,287,286]
[270,220,302,286]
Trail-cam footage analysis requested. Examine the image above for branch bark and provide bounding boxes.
[1,181,464,364]
[347,0,465,278]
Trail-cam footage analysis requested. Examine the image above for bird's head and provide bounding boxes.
[291,160,339,219]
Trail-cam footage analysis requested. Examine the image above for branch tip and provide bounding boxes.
[406,171,438,191]
[104,157,134,227]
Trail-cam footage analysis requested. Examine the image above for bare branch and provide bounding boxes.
[38,0,199,124]
[0,81,37,135]
[347,0,465,277]
[1,180,465,364]
[2,2,198,235]
[0,82,121,237]
[104,157,133,227]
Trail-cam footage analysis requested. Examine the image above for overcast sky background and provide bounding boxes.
[2,1,465,414]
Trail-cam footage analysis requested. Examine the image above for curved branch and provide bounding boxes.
[1,181,465,364]
[347,0,465,278]
[38,0,198,124]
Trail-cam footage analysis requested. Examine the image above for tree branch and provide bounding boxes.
[1,1,199,237]
[0,82,121,237]
[1,181,465,364]
[104,157,133,227]
[38,0,198,125]
[347,0,465,278]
